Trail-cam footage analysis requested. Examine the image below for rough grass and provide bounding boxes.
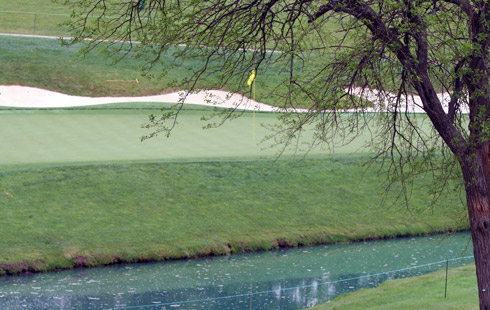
[311,264,478,310]
[0,35,196,97]
[0,35,285,105]
[0,156,468,275]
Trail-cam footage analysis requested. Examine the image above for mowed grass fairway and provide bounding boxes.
[0,104,468,274]
[0,0,69,36]
[0,107,305,166]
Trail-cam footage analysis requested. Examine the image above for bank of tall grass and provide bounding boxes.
[0,155,468,275]
[311,264,478,310]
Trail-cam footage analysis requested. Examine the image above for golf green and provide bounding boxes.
[0,107,370,167]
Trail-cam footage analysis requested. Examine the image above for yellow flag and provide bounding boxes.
[247,69,256,86]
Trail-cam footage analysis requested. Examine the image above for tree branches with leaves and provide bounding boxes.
[61,0,490,307]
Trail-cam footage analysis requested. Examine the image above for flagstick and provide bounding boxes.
[253,79,256,140]
[247,69,257,140]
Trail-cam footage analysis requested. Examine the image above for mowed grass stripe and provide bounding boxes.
[0,0,69,36]
[0,109,369,167]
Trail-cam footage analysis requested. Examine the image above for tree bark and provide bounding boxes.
[462,146,490,309]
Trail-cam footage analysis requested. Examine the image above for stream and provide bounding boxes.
[0,232,474,309]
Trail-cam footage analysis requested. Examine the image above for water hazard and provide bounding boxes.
[0,232,474,309]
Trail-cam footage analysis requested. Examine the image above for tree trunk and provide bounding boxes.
[462,145,490,309]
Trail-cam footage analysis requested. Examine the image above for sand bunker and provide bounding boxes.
[0,85,281,111]
[0,84,467,114]
[345,87,469,114]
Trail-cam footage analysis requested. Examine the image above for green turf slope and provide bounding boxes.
[0,157,468,275]
[311,264,478,310]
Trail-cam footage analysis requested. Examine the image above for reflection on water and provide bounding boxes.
[0,232,473,309]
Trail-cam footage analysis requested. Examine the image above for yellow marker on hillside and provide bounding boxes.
[247,70,256,139]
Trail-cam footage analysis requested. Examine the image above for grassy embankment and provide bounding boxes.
[0,35,217,97]
[311,264,478,310]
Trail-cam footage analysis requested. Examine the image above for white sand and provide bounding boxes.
[0,85,282,111]
[0,84,468,114]
[345,87,468,114]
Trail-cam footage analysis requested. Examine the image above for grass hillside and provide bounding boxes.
[0,154,468,275]
[0,35,194,97]
[312,264,478,310]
